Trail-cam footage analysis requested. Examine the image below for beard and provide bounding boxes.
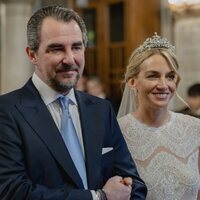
[49,64,80,93]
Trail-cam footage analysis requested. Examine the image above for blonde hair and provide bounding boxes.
[124,48,180,85]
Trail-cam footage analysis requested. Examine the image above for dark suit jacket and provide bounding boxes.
[0,79,147,200]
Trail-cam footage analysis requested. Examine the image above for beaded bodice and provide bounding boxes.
[118,112,200,200]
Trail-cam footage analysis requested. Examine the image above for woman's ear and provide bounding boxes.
[128,78,136,89]
[26,47,37,65]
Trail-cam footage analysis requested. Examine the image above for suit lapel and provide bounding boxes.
[17,80,84,189]
[76,92,103,189]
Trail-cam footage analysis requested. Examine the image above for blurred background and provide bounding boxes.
[0,0,199,112]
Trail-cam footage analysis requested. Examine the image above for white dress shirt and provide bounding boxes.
[32,73,85,155]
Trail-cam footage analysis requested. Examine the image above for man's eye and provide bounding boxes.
[46,46,64,53]
[73,45,83,51]
[51,48,62,52]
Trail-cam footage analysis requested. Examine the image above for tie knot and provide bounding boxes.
[59,96,70,111]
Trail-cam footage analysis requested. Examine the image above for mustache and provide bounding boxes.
[56,64,79,72]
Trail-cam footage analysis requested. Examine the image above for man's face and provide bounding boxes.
[27,17,85,94]
[188,96,200,111]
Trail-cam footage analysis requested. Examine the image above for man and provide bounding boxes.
[178,83,200,118]
[0,5,147,200]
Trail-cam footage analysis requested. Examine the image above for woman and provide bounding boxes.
[118,33,200,199]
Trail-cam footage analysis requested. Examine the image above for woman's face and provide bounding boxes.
[129,54,178,110]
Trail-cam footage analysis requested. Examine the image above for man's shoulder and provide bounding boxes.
[76,90,110,104]
[0,80,32,105]
[0,89,20,100]
[75,90,113,114]
[0,89,23,110]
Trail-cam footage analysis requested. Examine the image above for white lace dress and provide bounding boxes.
[118,112,200,200]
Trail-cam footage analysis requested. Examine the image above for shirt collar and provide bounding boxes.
[32,72,77,106]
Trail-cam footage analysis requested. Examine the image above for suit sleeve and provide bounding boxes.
[0,105,92,200]
[107,104,147,199]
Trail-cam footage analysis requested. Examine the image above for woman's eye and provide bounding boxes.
[147,74,157,79]
[167,74,175,81]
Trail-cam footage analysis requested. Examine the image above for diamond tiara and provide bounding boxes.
[136,32,175,53]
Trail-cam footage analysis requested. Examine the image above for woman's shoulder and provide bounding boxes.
[117,113,137,131]
[171,111,200,128]
[172,111,200,121]
[118,113,133,124]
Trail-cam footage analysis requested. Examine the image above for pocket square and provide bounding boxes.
[102,147,113,155]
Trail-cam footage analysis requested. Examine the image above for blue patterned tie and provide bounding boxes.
[59,96,88,189]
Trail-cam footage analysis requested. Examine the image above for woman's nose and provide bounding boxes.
[157,78,168,89]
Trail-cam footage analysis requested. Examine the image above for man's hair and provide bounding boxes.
[27,5,88,52]
[188,83,200,97]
